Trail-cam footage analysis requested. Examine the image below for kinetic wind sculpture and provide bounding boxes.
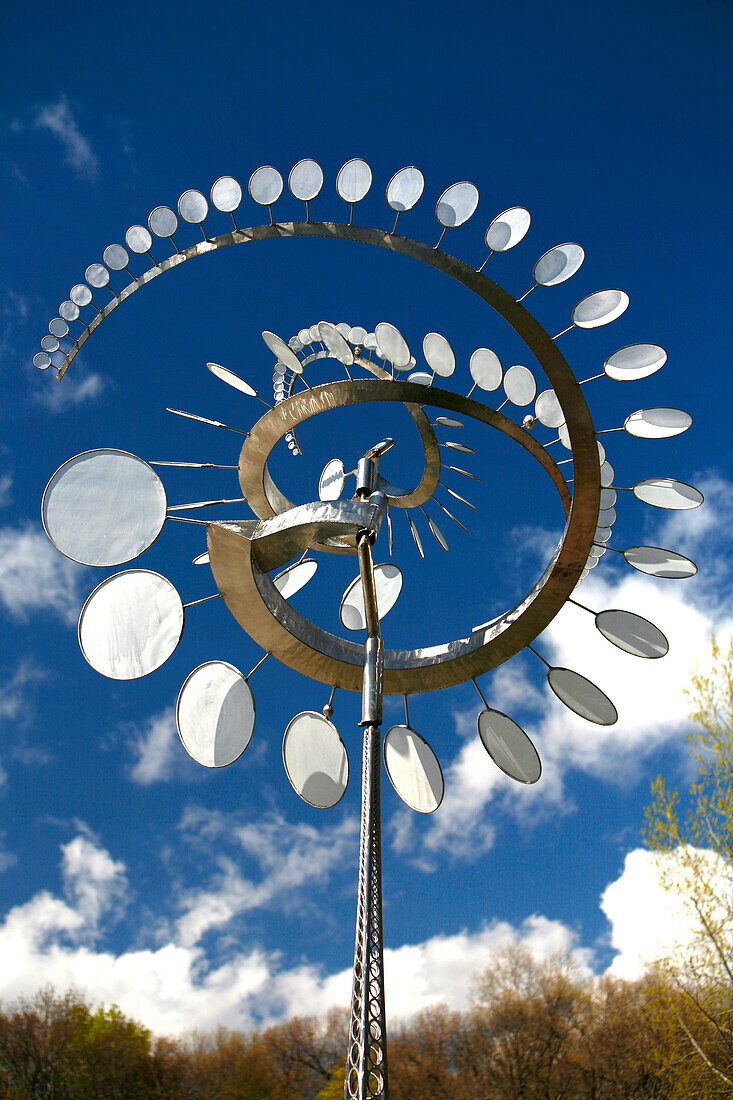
[36,159,701,1099]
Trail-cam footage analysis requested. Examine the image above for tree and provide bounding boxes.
[643,636,733,1091]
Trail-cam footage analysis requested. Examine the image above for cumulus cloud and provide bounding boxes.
[129,708,182,785]
[0,660,45,721]
[34,370,105,412]
[601,845,733,981]
[33,96,98,178]
[394,474,733,863]
[0,525,84,624]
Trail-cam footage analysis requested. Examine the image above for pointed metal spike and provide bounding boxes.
[447,465,480,482]
[149,461,238,468]
[406,512,424,558]
[168,497,246,511]
[442,485,477,510]
[425,512,449,551]
[433,496,469,533]
[387,507,393,556]
[166,408,247,435]
[441,441,475,454]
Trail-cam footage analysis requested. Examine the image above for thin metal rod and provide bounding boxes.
[441,484,476,510]
[552,325,575,340]
[166,514,208,525]
[597,426,625,435]
[526,643,551,668]
[477,250,493,273]
[349,202,354,227]
[447,465,480,482]
[579,373,605,385]
[166,407,248,435]
[404,695,410,726]
[392,211,400,234]
[516,284,536,303]
[150,461,238,468]
[170,235,182,255]
[472,677,489,708]
[230,212,239,231]
[326,684,336,708]
[497,397,509,411]
[566,595,595,614]
[467,382,477,398]
[183,592,222,608]
[168,498,245,511]
[434,226,447,249]
[245,652,270,681]
[433,496,469,533]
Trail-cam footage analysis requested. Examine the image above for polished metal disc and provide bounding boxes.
[348,325,367,345]
[178,189,208,224]
[547,667,617,725]
[633,478,703,510]
[210,176,242,212]
[42,448,167,567]
[534,243,585,286]
[148,206,178,237]
[435,416,464,428]
[262,330,303,374]
[319,321,354,365]
[600,461,614,487]
[436,182,479,227]
[469,348,502,391]
[34,352,51,369]
[177,660,254,767]
[282,711,348,808]
[604,343,667,381]
[598,505,617,526]
[249,165,283,205]
[85,263,109,288]
[600,487,617,509]
[423,332,455,377]
[535,388,564,428]
[41,336,59,353]
[319,458,346,501]
[336,158,372,203]
[477,708,541,783]
[595,609,668,658]
[340,563,403,630]
[503,365,536,406]
[485,207,531,252]
[192,551,210,565]
[273,559,318,599]
[573,289,629,328]
[288,159,323,201]
[207,362,257,397]
[375,322,411,367]
[623,545,698,578]
[386,166,424,211]
[78,570,183,680]
[624,408,692,439]
[125,225,153,254]
[103,244,129,271]
[407,371,432,385]
[59,300,80,321]
[49,317,68,338]
[383,725,443,813]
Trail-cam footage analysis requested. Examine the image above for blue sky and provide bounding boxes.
[0,0,731,1036]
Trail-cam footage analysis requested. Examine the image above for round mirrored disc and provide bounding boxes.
[336,322,351,339]
[273,559,318,599]
[503,365,536,406]
[283,711,348,809]
[211,176,242,212]
[633,478,703,510]
[262,330,303,374]
[103,244,129,271]
[477,708,541,784]
[595,609,668,659]
[436,182,479,227]
[289,336,303,352]
[178,189,208,224]
[535,388,564,428]
[192,551,210,565]
[485,207,531,252]
[407,371,432,385]
[70,283,93,306]
[79,570,183,680]
[573,289,629,329]
[59,300,80,321]
[34,352,51,369]
[340,563,403,630]
[435,416,463,428]
[601,461,614,487]
[319,321,354,366]
[85,263,109,289]
[148,206,178,237]
[42,448,167,567]
[319,458,346,501]
[547,667,617,725]
[41,335,59,353]
[597,440,606,465]
[470,348,502,391]
[599,505,617,526]
[336,158,372,203]
[375,322,411,367]
[594,525,612,543]
[206,362,257,397]
[600,487,617,509]
[248,166,283,206]
[288,159,323,201]
[177,661,254,767]
[362,332,377,350]
[125,225,152,254]
[386,166,424,212]
[48,320,68,341]
[534,243,585,286]
[309,324,322,343]
[624,408,692,439]
[348,325,367,345]
[383,725,443,813]
[423,332,455,377]
[623,545,698,579]
[604,343,667,381]
[298,327,312,346]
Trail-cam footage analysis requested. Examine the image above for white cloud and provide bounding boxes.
[33,96,98,178]
[0,833,15,872]
[0,473,12,507]
[0,660,45,721]
[601,846,733,981]
[129,708,182,785]
[34,371,105,413]
[0,526,84,624]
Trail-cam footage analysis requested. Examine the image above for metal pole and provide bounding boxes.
[344,467,389,1099]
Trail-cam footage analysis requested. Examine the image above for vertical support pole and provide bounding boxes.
[344,520,388,1099]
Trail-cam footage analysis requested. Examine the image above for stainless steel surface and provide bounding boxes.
[361,636,384,725]
[485,207,531,252]
[177,660,254,767]
[624,407,692,438]
[622,544,698,578]
[282,711,348,809]
[573,289,629,328]
[534,242,585,286]
[383,724,444,812]
[477,708,541,784]
[604,343,667,381]
[436,181,479,227]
